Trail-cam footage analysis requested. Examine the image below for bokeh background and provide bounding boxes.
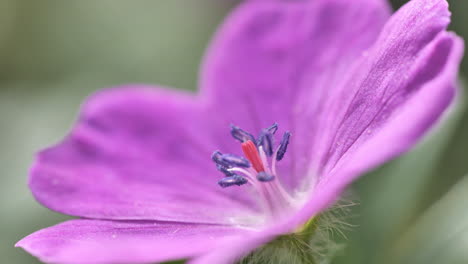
[0,1,466,263]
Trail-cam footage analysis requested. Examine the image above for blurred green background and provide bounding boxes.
[0,1,466,263]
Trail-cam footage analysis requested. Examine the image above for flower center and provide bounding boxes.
[211,123,294,218]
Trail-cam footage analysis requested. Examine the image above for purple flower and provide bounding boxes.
[17,0,463,263]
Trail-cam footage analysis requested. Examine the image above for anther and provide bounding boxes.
[218,175,248,188]
[221,154,251,168]
[266,123,278,134]
[212,150,229,167]
[257,130,273,156]
[216,164,235,176]
[230,125,256,143]
[257,171,275,182]
[241,140,265,172]
[276,131,291,161]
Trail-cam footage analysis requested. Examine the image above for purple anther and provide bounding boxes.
[216,164,235,176]
[221,154,251,168]
[218,175,248,188]
[211,150,229,167]
[257,130,273,156]
[230,124,256,143]
[266,123,278,134]
[257,172,275,182]
[276,131,290,161]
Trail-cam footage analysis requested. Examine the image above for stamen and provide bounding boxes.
[276,131,291,161]
[216,164,235,176]
[212,123,296,218]
[228,167,256,181]
[258,146,271,174]
[257,130,273,156]
[218,175,248,188]
[271,148,279,176]
[257,171,275,182]
[241,140,265,173]
[211,150,228,167]
[230,125,256,143]
[220,154,251,168]
[266,122,278,134]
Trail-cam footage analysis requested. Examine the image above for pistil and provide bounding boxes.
[241,140,265,173]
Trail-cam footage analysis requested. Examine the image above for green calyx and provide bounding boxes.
[238,200,353,264]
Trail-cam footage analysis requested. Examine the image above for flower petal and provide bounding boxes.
[30,85,262,224]
[16,219,250,264]
[200,0,391,189]
[195,0,464,261]
[292,0,464,227]
[190,229,278,264]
